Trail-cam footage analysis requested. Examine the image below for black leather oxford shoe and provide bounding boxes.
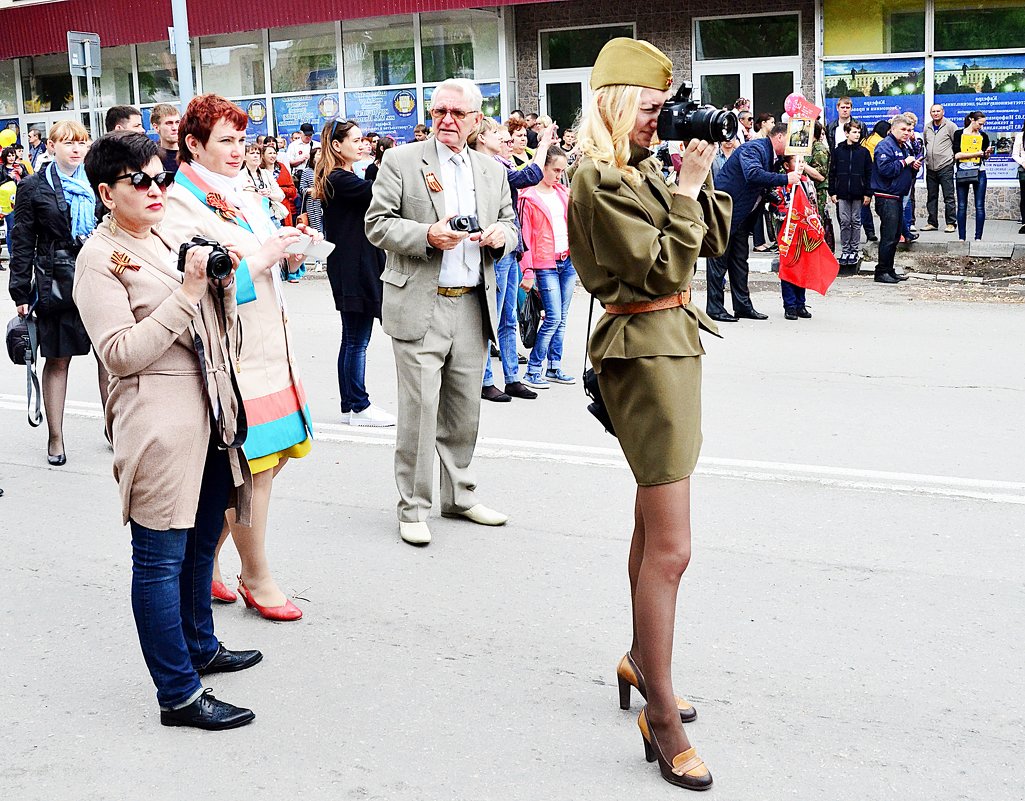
[197,642,263,676]
[708,312,738,323]
[874,273,900,284]
[734,308,769,320]
[159,689,255,730]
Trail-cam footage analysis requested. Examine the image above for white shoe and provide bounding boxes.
[349,404,397,427]
[442,503,509,526]
[399,520,432,545]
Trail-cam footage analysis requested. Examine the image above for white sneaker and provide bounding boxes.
[399,520,431,545]
[349,404,397,427]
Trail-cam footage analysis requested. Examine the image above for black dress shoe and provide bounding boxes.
[734,309,769,320]
[197,642,263,676]
[874,272,900,284]
[490,344,500,357]
[866,234,879,242]
[784,309,799,320]
[160,689,255,730]
[796,306,812,318]
[481,385,511,403]
[708,312,738,322]
[504,381,538,400]
[47,453,67,466]
[517,354,528,365]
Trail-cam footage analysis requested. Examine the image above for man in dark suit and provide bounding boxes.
[705,123,803,322]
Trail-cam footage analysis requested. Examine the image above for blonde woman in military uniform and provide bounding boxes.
[568,39,731,791]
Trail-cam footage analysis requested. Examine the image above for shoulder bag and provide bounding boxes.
[5,306,43,427]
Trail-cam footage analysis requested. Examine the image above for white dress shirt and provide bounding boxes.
[435,138,482,288]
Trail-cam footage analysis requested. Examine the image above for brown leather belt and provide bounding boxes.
[604,290,691,316]
[437,286,477,297]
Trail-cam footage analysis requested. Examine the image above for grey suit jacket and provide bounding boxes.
[365,139,517,342]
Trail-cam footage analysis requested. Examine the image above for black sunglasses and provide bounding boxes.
[111,170,174,190]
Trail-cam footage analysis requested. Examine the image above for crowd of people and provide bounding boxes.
[2,48,1022,794]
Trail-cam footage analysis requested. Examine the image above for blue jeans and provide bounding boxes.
[338,312,375,413]
[780,280,806,311]
[527,257,575,375]
[130,443,231,709]
[483,253,520,386]
[956,172,987,240]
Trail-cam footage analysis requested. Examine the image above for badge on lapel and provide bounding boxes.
[206,192,238,222]
[109,251,141,275]
[424,172,444,193]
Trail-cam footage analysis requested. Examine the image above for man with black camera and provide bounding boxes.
[366,78,518,547]
[705,122,802,322]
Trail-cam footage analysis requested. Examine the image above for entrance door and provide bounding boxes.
[539,68,591,131]
[692,61,801,121]
[23,111,87,143]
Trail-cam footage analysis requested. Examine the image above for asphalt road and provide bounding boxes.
[1,275,1022,801]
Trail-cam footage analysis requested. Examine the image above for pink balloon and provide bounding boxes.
[784,93,803,116]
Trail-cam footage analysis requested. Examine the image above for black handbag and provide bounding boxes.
[956,164,980,184]
[35,165,82,314]
[582,296,616,437]
[517,286,543,349]
[5,309,43,427]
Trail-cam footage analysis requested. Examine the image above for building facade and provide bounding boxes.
[2,0,1022,214]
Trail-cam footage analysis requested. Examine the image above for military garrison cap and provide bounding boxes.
[589,38,673,91]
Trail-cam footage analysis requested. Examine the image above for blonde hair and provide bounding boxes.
[577,84,644,185]
[469,116,501,150]
[48,120,89,143]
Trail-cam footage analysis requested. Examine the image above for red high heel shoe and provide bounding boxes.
[211,580,238,604]
[237,576,303,621]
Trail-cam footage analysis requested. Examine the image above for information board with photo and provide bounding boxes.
[273,94,340,139]
[823,58,926,128]
[423,82,502,128]
[934,56,1025,180]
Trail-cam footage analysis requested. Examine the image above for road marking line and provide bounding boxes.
[1,395,1021,504]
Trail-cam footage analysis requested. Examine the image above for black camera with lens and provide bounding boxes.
[177,236,234,281]
[449,214,482,233]
[657,82,739,144]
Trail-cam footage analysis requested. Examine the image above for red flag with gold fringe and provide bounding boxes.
[777,181,839,295]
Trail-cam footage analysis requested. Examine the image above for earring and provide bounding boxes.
[109,214,118,235]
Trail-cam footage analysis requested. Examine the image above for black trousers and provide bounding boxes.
[705,214,757,317]
[926,164,956,227]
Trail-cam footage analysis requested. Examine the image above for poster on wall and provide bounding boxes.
[934,56,1025,180]
[343,89,418,143]
[241,99,270,140]
[273,94,340,139]
[823,59,926,128]
[423,83,502,126]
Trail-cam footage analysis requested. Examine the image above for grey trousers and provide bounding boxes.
[926,164,956,227]
[391,292,485,522]
[837,198,863,252]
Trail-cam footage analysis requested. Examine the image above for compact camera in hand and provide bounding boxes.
[449,215,482,233]
[177,236,234,281]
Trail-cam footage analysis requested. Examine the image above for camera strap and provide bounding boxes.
[191,285,248,450]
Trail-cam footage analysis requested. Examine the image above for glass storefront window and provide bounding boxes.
[935,1,1025,51]
[695,15,799,60]
[137,41,178,103]
[343,16,415,88]
[21,53,74,113]
[823,0,925,56]
[79,46,135,108]
[270,23,337,93]
[0,61,17,116]
[420,9,500,83]
[540,25,633,70]
[200,31,265,98]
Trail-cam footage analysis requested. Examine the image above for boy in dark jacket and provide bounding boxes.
[828,120,873,266]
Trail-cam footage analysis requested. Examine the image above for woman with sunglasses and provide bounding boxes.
[73,131,258,730]
[9,120,107,466]
[161,94,316,622]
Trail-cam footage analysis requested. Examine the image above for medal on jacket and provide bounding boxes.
[206,192,238,222]
[424,172,443,193]
[109,251,141,274]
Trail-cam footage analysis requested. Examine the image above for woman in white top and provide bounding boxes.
[239,144,286,222]
[518,145,576,388]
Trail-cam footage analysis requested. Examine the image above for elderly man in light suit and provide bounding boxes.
[366,79,518,546]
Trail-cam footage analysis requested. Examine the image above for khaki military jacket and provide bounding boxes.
[568,149,732,372]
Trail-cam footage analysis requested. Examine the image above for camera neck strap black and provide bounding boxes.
[191,284,248,450]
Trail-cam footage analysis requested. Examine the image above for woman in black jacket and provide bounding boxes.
[9,120,106,465]
[314,119,395,427]
[828,119,873,266]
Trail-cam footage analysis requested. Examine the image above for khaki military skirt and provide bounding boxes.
[597,355,702,486]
